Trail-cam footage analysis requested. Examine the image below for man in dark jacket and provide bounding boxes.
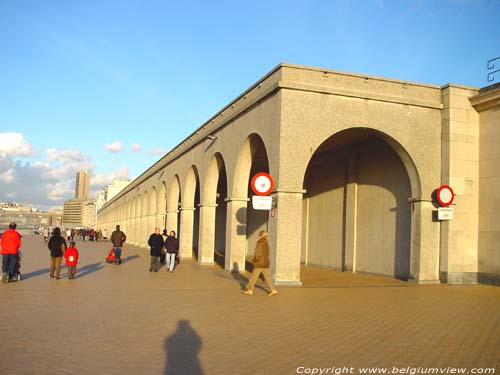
[242,230,278,296]
[148,227,164,272]
[1,222,21,283]
[110,225,126,265]
[165,231,179,273]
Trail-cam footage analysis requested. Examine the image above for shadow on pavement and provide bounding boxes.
[75,262,106,279]
[121,254,140,264]
[21,267,51,280]
[164,320,204,375]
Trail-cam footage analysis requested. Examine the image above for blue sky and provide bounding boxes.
[0,0,499,210]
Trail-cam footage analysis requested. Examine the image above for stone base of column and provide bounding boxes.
[274,280,302,286]
[198,261,215,266]
[408,278,441,285]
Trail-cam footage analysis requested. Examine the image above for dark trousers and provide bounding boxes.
[50,256,62,278]
[67,266,77,279]
[2,254,17,277]
[150,256,160,271]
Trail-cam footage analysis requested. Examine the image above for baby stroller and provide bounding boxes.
[105,248,116,263]
[13,251,22,281]
[2,253,21,283]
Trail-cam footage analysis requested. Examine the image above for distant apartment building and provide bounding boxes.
[63,170,96,227]
[0,202,61,232]
[63,199,96,228]
[96,179,131,211]
[75,170,90,199]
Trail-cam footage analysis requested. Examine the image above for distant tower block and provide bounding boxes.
[75,170,90,199]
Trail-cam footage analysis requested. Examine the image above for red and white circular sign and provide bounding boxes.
[251,172,274,196]
[436,185,455,207]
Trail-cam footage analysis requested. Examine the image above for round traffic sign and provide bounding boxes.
[436,185,455,207]
[251,172,274,196]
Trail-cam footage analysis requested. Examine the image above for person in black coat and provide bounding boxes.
[148,227,164,272]
[48,227,67,279]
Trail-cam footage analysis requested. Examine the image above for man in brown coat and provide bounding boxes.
[242,230,278,296]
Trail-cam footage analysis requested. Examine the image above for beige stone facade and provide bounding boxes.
[97,63,500,286]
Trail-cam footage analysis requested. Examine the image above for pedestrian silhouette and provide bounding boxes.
[164,320,204,375]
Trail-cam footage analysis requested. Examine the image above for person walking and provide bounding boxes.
[1,222,22,283]
[48,227,67,280]
[148,227,164,272]
[160,229,168,265]
[64,241,79,279]
[164,231,179,273]
[242,230,278,296]
[110,225,126,265]
[43,227,49,242]
[66,228,71,241]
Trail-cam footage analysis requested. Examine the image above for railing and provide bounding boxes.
[487,57,500,82]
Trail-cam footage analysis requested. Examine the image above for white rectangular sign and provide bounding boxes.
[438,207,454,221]
[252,195,272,210]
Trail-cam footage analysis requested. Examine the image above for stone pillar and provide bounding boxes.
[344,156,357,272]
[179,207,195,258]
[166,210,178,236]
[224,198,249,272]
[198,203,217,265]
[409,200,440,283]
[268,190,304,286]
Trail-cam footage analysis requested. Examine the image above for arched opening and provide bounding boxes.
[202,153,228,267]
[302,128,413,280]
[158,181,167,231]
[149,187,157,232]
[167,176,181,239]
[232,133,270,270]
[181,166,201,260]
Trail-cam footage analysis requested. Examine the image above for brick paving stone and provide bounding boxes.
[1,235,499,375]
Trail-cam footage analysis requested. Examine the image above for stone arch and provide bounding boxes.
[167,175,181,238]
[140,191,148,247]
[180,166,201,259]
[302,127,419,280]
[226,133,270,271]
[149,187,157,233]
[158,181,167,231]
[198,152,228,265]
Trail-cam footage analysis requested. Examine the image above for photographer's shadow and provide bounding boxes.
[164,320,204,375]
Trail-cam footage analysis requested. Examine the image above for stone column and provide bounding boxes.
[343,156,357,272]
[198,203,217,266]
[224,198,249,272]
[409,200,440,283]
[179,207,195,258]
[166,210,178,236]
[268,190,304,286]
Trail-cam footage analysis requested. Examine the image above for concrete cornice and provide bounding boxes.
[279,81,443,109]
[470,85,500,111]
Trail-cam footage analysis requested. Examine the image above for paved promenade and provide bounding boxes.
[1,235,499,375]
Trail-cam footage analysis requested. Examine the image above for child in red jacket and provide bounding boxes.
[64,241,79,280]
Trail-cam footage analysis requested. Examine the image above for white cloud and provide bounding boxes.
[131,143,142,152]
[0,132,36,158]
[43,148,93,181]
[0,168,16,183]
[105,140,123,153]
[149,148,168,155]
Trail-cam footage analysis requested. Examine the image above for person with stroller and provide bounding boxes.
[110,225,126,265]
[48,227,67,279]
[1,222,21,283]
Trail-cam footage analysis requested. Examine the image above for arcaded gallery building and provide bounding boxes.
[97,64,500,286]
